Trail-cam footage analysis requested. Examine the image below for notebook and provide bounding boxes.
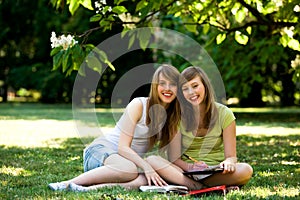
[183,165,224,180]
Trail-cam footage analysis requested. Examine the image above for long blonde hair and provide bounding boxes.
[179,66,217,131]
[147,64,181,150]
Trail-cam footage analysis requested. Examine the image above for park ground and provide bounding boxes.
[0,103,299,199]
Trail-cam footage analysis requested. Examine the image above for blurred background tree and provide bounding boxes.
[0,0,299,106]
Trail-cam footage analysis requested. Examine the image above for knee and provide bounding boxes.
[120,163,139,180]
[238,163,253,185]
[114,159,138,180]
[124,160,139,174]
[145,155,166,170]
[145,155,161,165]
[244,163,253,178]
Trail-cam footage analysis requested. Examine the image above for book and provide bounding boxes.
[139,185,189,194]
[183,165,224,181]
[184,185,227,196]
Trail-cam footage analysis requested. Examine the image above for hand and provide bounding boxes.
[220,157,237,174]
[144,167,168,186]
[188,161,208,171]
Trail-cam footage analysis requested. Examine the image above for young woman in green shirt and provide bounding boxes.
[147,66,253,188]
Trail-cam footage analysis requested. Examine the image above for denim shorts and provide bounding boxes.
[83,144,117,172]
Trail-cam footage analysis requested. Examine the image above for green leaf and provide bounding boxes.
[78,65,86,76]
[80,0,94,10]
[51,0,63,10]
[52,51,64,71]
[121,28,130,38]
[90,14,102,22]
[72,58,80,71]
[66,67,74,76]
[279,34,289,47]
[203,24,210,34]
[136,1,148,12]
[104,60,115,71]
[216,33,226,44]
[234,31,249,45]
[128,34,135,49]
[86,56,102,74]
[235,9,246,23]
[62,49,71,72]
[92,48,114,71]
[112,6,127,14]
[50,46,62,56]
[288,38,300,51]
[102,6,112,14]
[69,0,80,15]
[94,48,108,61]
[114,0,127,5]
[183,16,198,34]
[246,27,252,35]
[185,24,198,34]
[99,19,111,30]
[137,28,151,50]
[84,44,95,51]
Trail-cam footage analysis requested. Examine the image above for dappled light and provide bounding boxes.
[244,186,300,199]
[0,166,32,177]
[0,104,299,199]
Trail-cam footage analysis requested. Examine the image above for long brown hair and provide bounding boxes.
[179,66,217,131]
[147,64,181,150]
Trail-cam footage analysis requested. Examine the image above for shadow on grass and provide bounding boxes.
[0,135,299,199]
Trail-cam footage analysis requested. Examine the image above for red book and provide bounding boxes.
[184,185,226,196]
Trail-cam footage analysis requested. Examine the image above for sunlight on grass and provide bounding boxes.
[231,107,300,113]
[247,186,300,198]
[242,137,300,147]
[237,126,300,135]
[0,119,113,147]
[0,166,32,176]
[257,171,276,177]
[1,104,299,199]
[66,156,81,163]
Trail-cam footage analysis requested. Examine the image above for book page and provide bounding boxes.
[139,185,188,193]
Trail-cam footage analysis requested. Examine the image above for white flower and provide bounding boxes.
[283,27,294,38]
[95,0,110,14]
[50,31,78,50]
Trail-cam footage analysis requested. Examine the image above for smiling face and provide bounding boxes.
[181,75,205,106]
[157,73,177,105]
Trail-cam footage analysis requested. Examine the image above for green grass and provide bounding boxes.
[0,103,299,199]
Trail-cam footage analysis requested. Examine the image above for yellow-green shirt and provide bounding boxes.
[181,102,235,165]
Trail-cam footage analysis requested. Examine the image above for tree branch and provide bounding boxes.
[136,0,178,25]
[184,20,297,33]
[236,0,267,23]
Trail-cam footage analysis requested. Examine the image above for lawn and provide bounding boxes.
[0,103,299,199]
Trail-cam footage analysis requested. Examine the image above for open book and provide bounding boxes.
[183,165,224,180]
[139,185,188,194]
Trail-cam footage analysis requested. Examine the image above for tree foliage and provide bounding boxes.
[0,0,93,103]
[50,0,299,48]
[50,0,299,75]
[49,0,300,106]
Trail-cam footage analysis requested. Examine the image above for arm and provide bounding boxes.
[170,132,207,172]
[220,120,237,173]
[118,99,166,186]
[170,132,190,171]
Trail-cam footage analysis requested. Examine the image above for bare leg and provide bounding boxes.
[203,163,253,187]
[72,173,147,191]
[146,155,203,190]
[61,154,139,187]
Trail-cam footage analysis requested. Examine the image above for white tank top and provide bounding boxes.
[88,97,149,156]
